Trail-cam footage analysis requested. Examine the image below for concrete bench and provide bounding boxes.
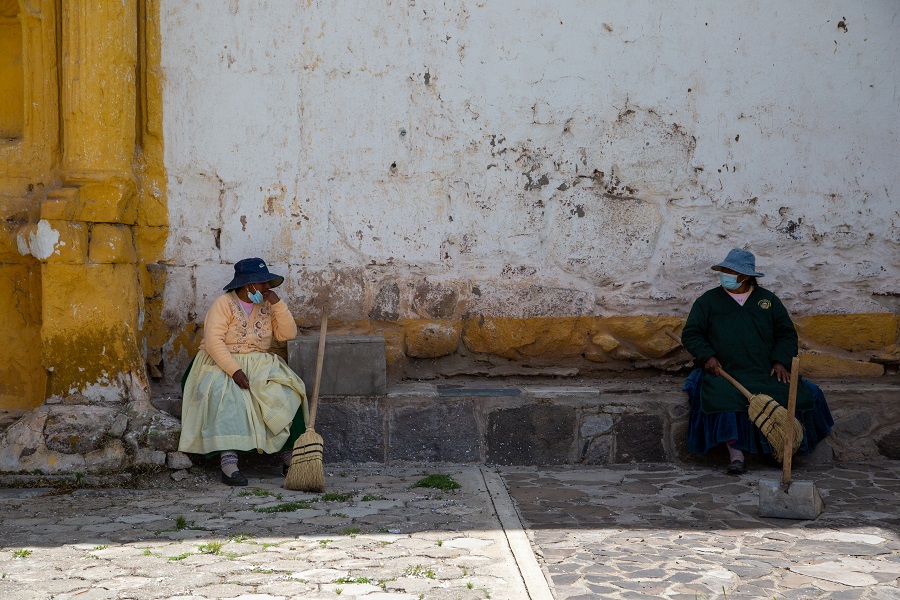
[286,335,387,396]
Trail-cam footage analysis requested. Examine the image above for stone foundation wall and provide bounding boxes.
[312,379,900,466]
[1,377,897,478]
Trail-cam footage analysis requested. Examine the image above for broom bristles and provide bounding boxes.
[748,393,803,463]
[284,428,325,492]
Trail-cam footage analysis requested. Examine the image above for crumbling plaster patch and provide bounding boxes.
[17,219,61,260]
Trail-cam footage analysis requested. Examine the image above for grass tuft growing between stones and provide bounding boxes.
[404,565,436,579]
[254,500,312,513]
[319,492,354,502]
[333,576,373,584]
[412,474,460,491]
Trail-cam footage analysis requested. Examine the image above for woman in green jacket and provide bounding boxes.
[681,248,833,475]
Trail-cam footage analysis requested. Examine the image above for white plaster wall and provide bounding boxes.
[161,1,899,326]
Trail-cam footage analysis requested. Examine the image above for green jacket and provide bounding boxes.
[681,286,813,413]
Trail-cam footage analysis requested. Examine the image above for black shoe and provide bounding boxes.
[222,470,249,486]
[726,460,747,475]
[282,463,290,477]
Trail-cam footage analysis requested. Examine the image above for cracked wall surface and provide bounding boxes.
[158,1,899,388]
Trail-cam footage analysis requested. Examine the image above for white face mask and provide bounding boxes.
[719,273,741,290]
[248,285,264,304]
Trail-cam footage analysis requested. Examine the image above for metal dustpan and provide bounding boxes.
[758,357,824,520]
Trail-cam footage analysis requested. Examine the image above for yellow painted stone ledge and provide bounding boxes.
[167,313,893,388]
[796,313,900,353]
[460,316,686,362]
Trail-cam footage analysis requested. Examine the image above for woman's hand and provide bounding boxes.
[770,362,790,383]
[232,369,251,389]
[703,356,722,377]
[262,290,281,304]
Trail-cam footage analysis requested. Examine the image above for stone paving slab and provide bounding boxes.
[501,461,900,599]
[0,465,528,600]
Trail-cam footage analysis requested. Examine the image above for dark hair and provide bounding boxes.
[746,276,758,287]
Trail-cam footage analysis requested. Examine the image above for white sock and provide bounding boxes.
[220,451,239,476]
[727,443,745,463]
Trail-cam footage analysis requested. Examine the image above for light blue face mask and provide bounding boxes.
[719,273,741,290]
[248,285,264,304]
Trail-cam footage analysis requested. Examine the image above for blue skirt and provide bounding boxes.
[684,369,834,456]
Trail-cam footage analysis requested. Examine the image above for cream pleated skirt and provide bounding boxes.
[178,350,308,455]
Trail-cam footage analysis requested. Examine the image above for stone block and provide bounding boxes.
[40,187,79,220]
[796,313,899,352]
[591,332,620,353]
[287,335,386,396]
[615,414,667,463]
[405,320,460,358]
[486,404,576,465]
[601,316,685,357]
[758,479,824,520]
[133,448,167,467]
[146,411,182,452]
[77,181,138,224]
[463,317,589,359]
[40,184,137,224]
[89,223,137,264]
[581,435,612,465]
[388,400,480,462]
[150,395,182,419]
[369,281,400,321]
[84,440,127,471]
[281,265,366,325]
[800,354,884,378]
[412,281,459,318]
[109,414,129,438]
[133,226,168,265]
[580,414,613,437]
[876,428,900,460]
[17,219,88,263]
[43,405,120,455]
[40,263,143,399]
[314,400,384,462]
[167,451,193,470]
[832,409,872,438]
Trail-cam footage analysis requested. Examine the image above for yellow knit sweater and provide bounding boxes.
[199,291,298,376]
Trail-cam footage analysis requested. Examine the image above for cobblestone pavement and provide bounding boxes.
[0,461,898,600]
[501,461,900,600]
[0,465,529,600]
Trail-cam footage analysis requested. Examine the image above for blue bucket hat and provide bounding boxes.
[711,248,765,277]
[223,257,284,291]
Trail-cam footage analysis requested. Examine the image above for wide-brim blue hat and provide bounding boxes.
[223,257,284,291]
[711,248,765,277]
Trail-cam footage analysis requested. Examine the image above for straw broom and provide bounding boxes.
[665,329,803,463]
[715,368,803,463]
[284,307,328,492]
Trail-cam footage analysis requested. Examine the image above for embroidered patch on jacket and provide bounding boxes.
[758,299,772,309]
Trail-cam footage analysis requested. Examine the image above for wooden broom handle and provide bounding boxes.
[308,307,329,428]
[783,356,800,484]
[663,329,753,400]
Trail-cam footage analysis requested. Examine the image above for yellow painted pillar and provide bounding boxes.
[60,0,137,184]
[32,0,146,400]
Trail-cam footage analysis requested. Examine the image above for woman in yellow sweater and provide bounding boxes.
[178,258,308,486]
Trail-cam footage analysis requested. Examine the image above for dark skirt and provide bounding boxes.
[684,369,834,456]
